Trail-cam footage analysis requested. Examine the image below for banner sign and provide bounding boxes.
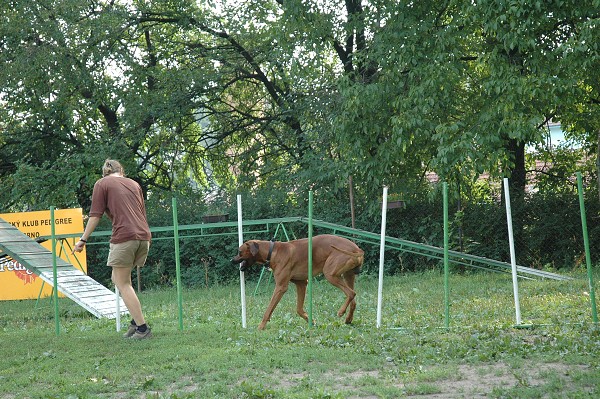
[0,208,87,300]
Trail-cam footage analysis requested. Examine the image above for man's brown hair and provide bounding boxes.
[102,159,125,177]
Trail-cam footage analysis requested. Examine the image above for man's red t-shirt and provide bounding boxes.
[89,175,152,244]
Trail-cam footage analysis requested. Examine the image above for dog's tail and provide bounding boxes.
[331,245,364,258]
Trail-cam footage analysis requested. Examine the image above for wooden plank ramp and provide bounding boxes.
[0,218,127,319]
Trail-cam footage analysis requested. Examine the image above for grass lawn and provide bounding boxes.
[1,270,599,398]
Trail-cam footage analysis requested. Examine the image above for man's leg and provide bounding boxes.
[111,266,146,326]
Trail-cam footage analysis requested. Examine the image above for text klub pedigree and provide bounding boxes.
[9,217,73,228]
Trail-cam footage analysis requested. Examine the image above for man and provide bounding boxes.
[73,159,152,339]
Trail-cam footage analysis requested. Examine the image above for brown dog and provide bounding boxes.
[231,234,364,330]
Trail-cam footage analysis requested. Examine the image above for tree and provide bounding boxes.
[0,0,218,210]
[2,0,600,219]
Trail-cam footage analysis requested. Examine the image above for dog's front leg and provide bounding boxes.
[259,284,288,330]
[292,280,308,322]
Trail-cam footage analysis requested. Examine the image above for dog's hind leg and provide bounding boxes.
[342,272,357,324]
[292,280,309,322]
[323,254,360,321]
[322,271,356,319]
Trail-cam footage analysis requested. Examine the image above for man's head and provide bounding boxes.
[102,159,125,177]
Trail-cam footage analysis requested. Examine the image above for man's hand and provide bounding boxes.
[71,241,85,254]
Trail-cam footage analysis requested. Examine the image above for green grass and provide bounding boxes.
[1,270,599,398]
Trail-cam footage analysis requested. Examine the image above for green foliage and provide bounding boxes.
[3,0,600,216]
[2,2,600,290]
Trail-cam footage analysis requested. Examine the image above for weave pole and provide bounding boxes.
[115,287,121,332]
[576,172,598,323]
[443,182,450,329]
[503,178,522,326]
[172,197,184,331]
[376,186,388,328]
[308,191,314,327]
[237,194,247,328]
[50,207,60,336]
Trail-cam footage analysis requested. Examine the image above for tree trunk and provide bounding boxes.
[507,138,526,199]
[349,175,356,229]
[596,129,600,204]
[505,138,526,265]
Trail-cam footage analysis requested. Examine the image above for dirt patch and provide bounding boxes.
[127,361,590,398]
[402,363,518,398]
[264,361,590,398]
[403,362,590,398]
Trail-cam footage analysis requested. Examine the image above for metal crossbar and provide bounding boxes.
[301,218,572,281]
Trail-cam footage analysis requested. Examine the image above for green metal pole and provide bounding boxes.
[576,172,598,323]
[443,182,450,329]
[50,207,60,335]
[253,268,267,296]
[172,197,184,330]
[308,191,314,327]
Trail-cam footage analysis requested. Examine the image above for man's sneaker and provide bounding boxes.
[122,323,137,338]
[130,327,152,340]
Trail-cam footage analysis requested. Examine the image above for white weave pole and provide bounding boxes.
[115,286,121,332]
[376,186,389,328]
[503,178,522,325]
[237,194,247,328]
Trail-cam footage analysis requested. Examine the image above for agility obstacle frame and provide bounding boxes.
[5,175,597,335]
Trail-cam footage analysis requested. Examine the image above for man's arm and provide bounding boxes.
[71,216,101,253]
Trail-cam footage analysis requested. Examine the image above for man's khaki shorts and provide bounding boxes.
[107,240,150,268]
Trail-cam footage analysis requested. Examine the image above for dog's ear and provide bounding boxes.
[250,241,260,257]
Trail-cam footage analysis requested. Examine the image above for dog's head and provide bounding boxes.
[231,241,260,272]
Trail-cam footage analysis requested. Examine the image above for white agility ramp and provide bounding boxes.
[0,218,127,319]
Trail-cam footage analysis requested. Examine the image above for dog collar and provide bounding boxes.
[264,240,275,268]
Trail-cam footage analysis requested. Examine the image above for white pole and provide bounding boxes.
[503,178,522,325]
[376,186,388,328]
[115,286,121,332]
[237,194,247,328]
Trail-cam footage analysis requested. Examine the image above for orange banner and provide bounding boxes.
[0,208,87,300]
